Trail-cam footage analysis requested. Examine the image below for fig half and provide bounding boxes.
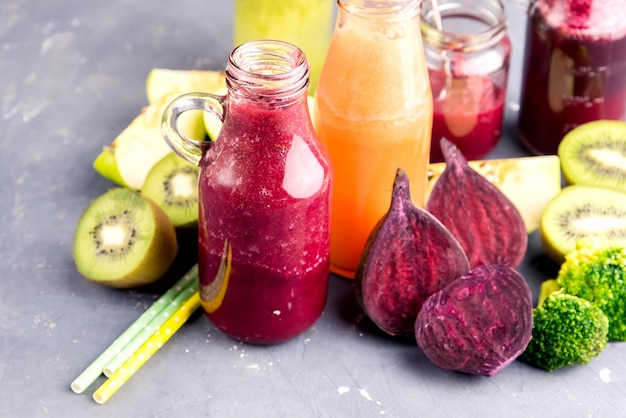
[426,139,528,268]
[355,169,470,336]
[415,264,533,377]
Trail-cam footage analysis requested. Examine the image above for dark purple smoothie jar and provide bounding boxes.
[518,0,626,155]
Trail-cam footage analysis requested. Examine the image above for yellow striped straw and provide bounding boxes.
[92,291,201,405]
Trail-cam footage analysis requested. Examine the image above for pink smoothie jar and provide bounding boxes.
[162,40,332,344]
[421,0,511,162]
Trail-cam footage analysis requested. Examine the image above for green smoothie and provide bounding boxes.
[233,0,333,92]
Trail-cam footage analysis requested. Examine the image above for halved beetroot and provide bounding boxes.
[355,169,470,336]
[415,264,533,377]
[426,138,528,268]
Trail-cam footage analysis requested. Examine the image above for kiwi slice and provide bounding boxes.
[540,185,626,264]
[558,120,626,191]
[73,188,178,288]
[141,153,200,228]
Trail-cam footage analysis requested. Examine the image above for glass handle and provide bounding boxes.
[161,92,225,165]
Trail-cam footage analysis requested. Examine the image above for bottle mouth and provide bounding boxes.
[421,0,508,52]
[226,40,309,102]
[338,0,421,21]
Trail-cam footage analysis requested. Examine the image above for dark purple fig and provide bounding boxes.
[415,264,533,377]
[354,168,471,336]
[426,138,528,268]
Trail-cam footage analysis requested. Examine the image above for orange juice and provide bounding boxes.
[314,0,433,278]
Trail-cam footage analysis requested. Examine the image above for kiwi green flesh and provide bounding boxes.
[73,188,177,288]
[540,185,626,263]
[559,120,626,191]
[141,153,200,228]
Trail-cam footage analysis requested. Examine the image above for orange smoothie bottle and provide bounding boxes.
[314,0,433,278]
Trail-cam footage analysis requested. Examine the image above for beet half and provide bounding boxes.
[426,139,528,268]
[355,169,471,336]
[415,264,533,377]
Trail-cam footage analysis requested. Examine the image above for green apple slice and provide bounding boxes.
[114,92,206,190]
[93,69,226,188]
[114,102,173,190]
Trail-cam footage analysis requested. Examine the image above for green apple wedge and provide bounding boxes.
[93,69,227,189]
[94,92,202,190]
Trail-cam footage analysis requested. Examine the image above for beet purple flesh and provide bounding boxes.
[354,168,471,336]
[426,138,528,268]
[415,264,533,377]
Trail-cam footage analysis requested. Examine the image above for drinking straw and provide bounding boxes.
[92,291,201,405]
[102,277,198,377]
[429,0,453,99]
[70,265,198,394]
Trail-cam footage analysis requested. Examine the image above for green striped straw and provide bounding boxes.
[102,277,198,377]
[70,264,199,394]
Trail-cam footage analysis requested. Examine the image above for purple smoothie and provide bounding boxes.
[430,72,506,162]
[518,0,626,155]
[198,93,331,344]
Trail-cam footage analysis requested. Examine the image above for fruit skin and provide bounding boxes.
[72,188,178,289]
[415,264,533,377]
[426,138,528,269]
[92,146,127,187]
[354,168,470,336]
[426,155,561,234]
[558,120,626,192]
[539,185,626,264]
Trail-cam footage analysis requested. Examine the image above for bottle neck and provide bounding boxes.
[421,0,508,52]
[226,40,309,108]
[338,0,421,21]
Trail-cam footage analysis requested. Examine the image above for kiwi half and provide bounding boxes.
[73,188,178,288]
[558,120,626,191]
[141,153,200,228]
[540,185,626,264]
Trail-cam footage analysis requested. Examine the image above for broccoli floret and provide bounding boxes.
[556,238,626,341]
[522,291,609,371]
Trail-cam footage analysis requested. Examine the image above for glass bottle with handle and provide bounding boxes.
[162,40,332,344]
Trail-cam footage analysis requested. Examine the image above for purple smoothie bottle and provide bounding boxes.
[162,40,332,344]
[518,0,626,155]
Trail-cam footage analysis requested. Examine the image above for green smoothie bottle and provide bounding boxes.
[233,0,334,92]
